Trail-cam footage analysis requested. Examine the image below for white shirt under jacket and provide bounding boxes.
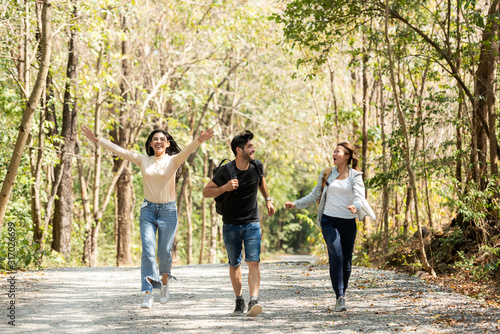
[293,166,376,226]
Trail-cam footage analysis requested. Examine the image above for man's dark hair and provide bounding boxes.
[230,130,254,156]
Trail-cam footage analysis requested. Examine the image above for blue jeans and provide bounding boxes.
[139,199,178,292]
[223,222,261,267]
[320,215,357,299]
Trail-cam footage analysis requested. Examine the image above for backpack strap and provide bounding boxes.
[316,167,333,207]
[225,160,238,180]
[320,166,333,194]
[251,159,264,186]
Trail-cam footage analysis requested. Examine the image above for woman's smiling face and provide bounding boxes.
[150,133,170,156]
[333,145,350,166]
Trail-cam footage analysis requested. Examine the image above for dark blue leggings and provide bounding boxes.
[320,214,357,299]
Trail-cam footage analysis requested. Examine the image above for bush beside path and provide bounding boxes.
[2,260,499,333]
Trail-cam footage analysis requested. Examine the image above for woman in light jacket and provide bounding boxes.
[82,126,214,309]
[285,142,375,312]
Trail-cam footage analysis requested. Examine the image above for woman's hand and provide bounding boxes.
[285,201,296,210]
[347,205,357,214]
[197,129,215,143]
[82,126,99,144]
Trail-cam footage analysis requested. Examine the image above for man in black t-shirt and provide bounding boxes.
[203,130,275,317]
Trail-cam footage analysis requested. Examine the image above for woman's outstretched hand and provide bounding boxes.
[197,129,215,143]
[284,201,296,210]
[347,205,357,214]
[82,126,99,144]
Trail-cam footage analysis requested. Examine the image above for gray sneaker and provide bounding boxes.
[246,299,262,317]
[160,281,169,304]
[335,296,347,312]
[141,293,154,309]
[231,299,246,316]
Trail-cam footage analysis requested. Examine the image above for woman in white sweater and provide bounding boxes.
[285,142,375,312]
[82,126,214,309]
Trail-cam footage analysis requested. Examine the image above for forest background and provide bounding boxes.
[0,0,499,306]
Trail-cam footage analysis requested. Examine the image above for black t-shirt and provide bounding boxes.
[212,162,261,224]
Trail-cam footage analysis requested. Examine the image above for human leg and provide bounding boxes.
[229,265,243,297]
[321,216,344,299]
[139,204,160,293]
[242,222,262,298]
[157,201,178,278]
[223,223,246,315]
[223,223,244,294]
[243,222,262,317]
[338,218,357,296]
[156,202,177,303]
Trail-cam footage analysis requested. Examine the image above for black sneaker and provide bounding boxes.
[231,299,245,316]
[246,299,262,317]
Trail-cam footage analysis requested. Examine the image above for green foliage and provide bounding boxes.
[453,251,494,282]
[444,178,500,225]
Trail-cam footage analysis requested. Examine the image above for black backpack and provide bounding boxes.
[213,159,264,215]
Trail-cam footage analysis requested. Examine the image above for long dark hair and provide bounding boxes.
[145,129,185,183]
[337,142,360,172]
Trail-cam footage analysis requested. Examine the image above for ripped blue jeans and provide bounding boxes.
[139,199,178,292]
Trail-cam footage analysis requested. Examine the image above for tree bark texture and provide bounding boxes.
[113,13,134,267]
[52,2,79,258]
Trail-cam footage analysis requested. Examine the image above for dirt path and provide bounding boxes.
[2,259,499,333]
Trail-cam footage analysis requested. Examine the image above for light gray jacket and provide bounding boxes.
[294,167,376,226]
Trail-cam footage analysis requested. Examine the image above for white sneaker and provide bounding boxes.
[160,281,169,304]
[141,293,154,309]
[335,296,347,312]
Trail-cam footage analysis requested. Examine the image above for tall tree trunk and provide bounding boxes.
[385,0,435,276]
[30,107,45,264]
[394,187,399,230]
[52,1,78,258]
[327,61,340,143]
[380,80,389,254]
[82,44,105,266]
[199,153,208,264]
[185,171,193,265]
[22,0,30,92]
[472,0,500,189]
[115,163,133,266]
[403,186,411,238]
[114,13,134,267]
[455,0,463,184]
[0,0,52,231]
[350,57,359,144]
[361,36,370,236]
[208,160,218,264]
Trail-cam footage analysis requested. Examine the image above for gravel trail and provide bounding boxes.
[1,259,499,333]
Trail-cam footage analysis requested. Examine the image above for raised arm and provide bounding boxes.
[81,126,142,165]
[171,128,215,167]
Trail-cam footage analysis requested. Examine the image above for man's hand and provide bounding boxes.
[225,179,239,192]
[266,201,275,217]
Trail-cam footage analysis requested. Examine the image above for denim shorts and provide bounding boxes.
[222,222,261,267]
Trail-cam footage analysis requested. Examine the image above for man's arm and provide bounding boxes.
[203,179,238,198]
[258,176,275,217]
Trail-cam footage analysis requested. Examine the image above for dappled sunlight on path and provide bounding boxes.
[2,261,499,333]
